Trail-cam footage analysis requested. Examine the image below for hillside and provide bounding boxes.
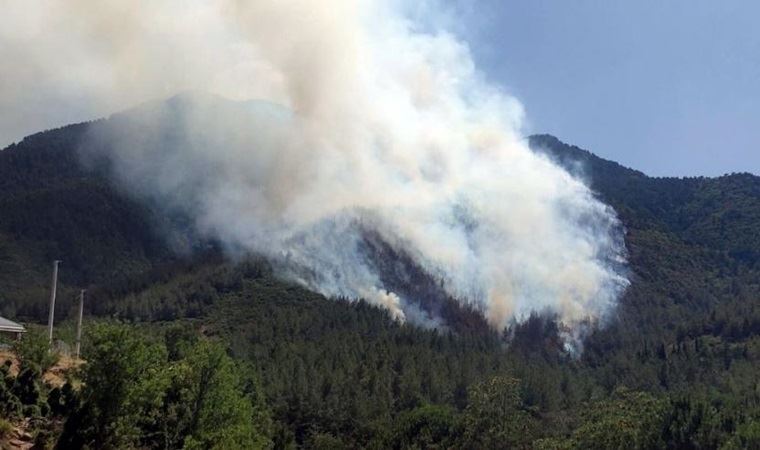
[532,135,760,346]
[532,134,760,392]
[0,122,176,321]
[532,134,760,261]
[1,103,760,447]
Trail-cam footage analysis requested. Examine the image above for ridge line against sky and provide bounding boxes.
[1,1,759,177]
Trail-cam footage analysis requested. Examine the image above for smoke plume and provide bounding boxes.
[2,1,628,333]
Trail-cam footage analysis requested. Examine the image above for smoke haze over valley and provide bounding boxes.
[0,1,633,334]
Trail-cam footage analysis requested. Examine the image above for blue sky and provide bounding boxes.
[457,1,760,176]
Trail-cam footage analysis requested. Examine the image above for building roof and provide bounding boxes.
[0,316,25,333]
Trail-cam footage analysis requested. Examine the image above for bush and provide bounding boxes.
[33,427,54,450]
[13,329,57,371]
[0,360,11,377]
[39,401,50,417]
[0,418,13,438]
[11,366,42,406]
[47,387,62,415]
[60,382,80,412]
[0,384,22,418]
[22,404,41,418]
[48,383,81,418]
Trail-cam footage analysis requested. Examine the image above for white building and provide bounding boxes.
[0,316,25,340]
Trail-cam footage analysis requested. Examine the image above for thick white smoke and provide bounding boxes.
[2,1,628,331]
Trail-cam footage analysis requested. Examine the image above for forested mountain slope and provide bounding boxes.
[531,134,760,262]
[532,133,760,388]
[0,123,175,320]
[1,105,760,447]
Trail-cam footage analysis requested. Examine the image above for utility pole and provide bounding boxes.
[47,260,60,344]
[75,289,85,359]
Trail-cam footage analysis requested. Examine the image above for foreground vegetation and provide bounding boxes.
[4,295,760,448]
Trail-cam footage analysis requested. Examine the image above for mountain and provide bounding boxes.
[531,134,760,384]
[532,134,760,263]
[2,97,760,447]
[0,122,176,320]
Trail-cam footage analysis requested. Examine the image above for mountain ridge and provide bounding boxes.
[3,96,760,447]
[2,97,759,324]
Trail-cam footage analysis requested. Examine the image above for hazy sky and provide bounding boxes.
[459,1,760,176]
[2,2,758,177]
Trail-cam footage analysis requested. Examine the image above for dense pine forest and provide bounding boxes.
[2,120,760,448]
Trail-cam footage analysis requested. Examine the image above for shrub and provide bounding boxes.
[33,427,54,450]
[22,404,41,418]
[0,418,13,439]
[47,387,62,415]
[39,401,50,417]
[11,366,42,406]
[0,388,22,419]
[13,329,57,371]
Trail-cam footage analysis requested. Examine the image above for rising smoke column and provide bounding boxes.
[2,0,629,332]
